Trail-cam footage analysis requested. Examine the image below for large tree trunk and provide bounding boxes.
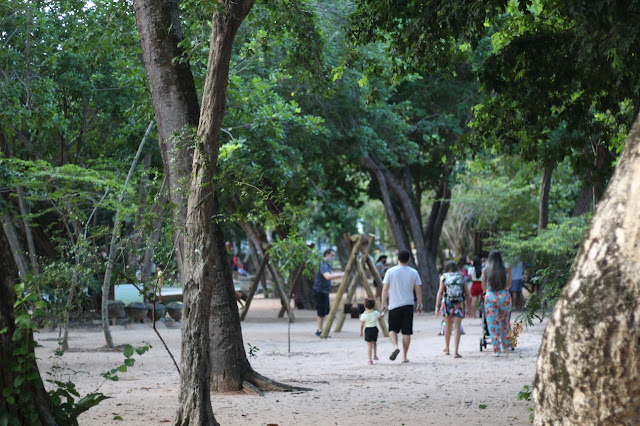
[364,154,412,252]
[0,227,56,425]
[533,112,640,424]
[134,4,297,423]
[364,154,448,308]
[133,0,200,279]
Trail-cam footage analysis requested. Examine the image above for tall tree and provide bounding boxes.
[0,227,56,425]
[533,110,640,424]
[133,0,298,423]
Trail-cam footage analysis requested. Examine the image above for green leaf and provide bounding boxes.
[13,376,25,387]
[117,365,127,373]
[479,404,487,409]
[124,358,135,367]
[123,344,134,358]
[135,345,150,355]
[72,393,110,417]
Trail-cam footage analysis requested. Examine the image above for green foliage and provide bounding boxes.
[267,234,323,283]
[494,215,590,324]
[517,384,534,422]
[495,215,589,268]
[100,344,151,382]
[1,285,149,425]
[247,343,260,361]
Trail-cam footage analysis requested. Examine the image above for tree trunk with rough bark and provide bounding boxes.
[134,1,301,423]
[533,112,640,424]
[133,0,200,279]
[0,227,56,425]
[364,154,449,308]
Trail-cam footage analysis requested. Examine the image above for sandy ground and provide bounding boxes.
[35,296,545,425]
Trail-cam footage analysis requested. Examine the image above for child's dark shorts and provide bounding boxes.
[364,326,379,342]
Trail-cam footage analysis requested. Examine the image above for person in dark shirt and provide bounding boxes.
[313,248,344,336]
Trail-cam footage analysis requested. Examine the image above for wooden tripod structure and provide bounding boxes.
[239,244,295,322]
[320,233,389,339]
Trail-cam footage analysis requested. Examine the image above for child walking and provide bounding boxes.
[359,298,381,365]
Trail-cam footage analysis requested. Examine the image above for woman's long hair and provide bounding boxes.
[484,250,507,291]
[473,256,482,280]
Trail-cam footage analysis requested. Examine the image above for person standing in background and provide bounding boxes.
[313,249,345,337]
[509,260,524,311]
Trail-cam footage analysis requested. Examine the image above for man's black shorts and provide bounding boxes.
[314,291,330,317]
[364,326,379,342]
[388,305,414,335]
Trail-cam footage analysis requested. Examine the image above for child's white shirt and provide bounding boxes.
[360,309,380,328]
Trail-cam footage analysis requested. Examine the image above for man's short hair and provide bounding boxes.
[398,250,411,263]
[323,248,335,257]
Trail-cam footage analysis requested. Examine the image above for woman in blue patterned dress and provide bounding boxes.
[482,250,512,356]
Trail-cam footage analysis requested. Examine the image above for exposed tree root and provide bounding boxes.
[242,380,264,396]
[243,370,313,392]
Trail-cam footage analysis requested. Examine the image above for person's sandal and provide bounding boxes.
[454,353,462,358]
[390,348,400,360]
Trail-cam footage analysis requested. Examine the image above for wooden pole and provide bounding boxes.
[321,234,365,338]
[248,240,269,298]
[334,235,372,333]
[365,255,384,290]
[267,262,295,322]
[240,253,269,321]
[333,268,359,332]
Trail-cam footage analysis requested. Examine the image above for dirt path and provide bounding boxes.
[35,297,544,425]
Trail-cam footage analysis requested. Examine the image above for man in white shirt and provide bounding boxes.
[381,250,423,362]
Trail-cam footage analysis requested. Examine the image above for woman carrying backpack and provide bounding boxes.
[435,260,471,358]
[482,250,512,356]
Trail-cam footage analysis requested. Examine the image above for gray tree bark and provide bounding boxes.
[134,1,301,423]
[533,112,640,424]
[133,0,200,279]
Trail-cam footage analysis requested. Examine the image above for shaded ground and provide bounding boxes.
[35,296,544,425]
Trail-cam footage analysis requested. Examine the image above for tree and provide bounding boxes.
[133,0,301,423]
[533,110,640,424]
[0,227,56,425]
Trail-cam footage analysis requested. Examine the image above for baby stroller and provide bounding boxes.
[478,293,491,351]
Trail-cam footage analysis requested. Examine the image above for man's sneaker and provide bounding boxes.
[315,330,321,337]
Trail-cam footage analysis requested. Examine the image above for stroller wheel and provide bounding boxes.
[479,337,483,352]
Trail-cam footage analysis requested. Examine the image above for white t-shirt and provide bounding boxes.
[469,266,481,281]
[360,310,381,328]
[382,265,422,310]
